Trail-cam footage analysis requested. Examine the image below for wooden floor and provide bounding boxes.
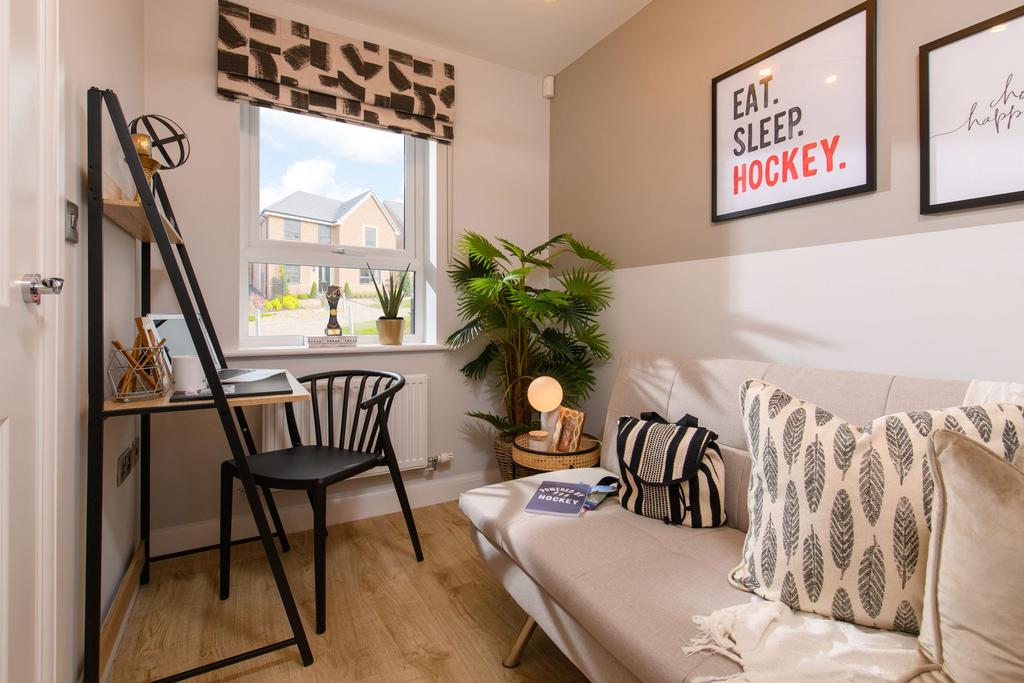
[110,501,587,682]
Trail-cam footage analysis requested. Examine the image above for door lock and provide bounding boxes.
[20,273,64,305]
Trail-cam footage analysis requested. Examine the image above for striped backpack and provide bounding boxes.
[616,412,726,528]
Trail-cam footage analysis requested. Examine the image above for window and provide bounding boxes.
[283,219,301,241]
[241,106,441,346]
[248,264,413,337]
[363,225,377,248]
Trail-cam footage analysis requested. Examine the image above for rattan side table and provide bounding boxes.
[510,433,601,478]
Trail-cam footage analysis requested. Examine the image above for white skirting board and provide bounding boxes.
[150,470,493,557]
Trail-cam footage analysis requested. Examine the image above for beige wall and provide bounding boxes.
[551,0,1024,268]
[560,0,1024,429]
[62,0,146,673]
[142,0,549,551]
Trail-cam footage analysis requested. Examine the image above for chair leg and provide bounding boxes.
[306,489,326,537]
[262,486,290,552]
[219,463,233,600]
[502,616,537,668]
[312,486,327,634]
[384,449,423,562]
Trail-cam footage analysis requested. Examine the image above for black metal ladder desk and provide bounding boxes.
[84,87,313,683]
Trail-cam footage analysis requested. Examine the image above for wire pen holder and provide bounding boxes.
[106,343,171,401]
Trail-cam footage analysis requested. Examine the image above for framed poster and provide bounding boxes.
[712,2,876,222]
[920,6,1024,214]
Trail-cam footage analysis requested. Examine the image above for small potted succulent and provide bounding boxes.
[368,264,410,345]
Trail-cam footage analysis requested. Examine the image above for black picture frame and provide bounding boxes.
[919,5,1024,215]
[711,1,877,223]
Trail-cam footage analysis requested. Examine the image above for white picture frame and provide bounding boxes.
[711,2,876,222]
[920,6,1024,214]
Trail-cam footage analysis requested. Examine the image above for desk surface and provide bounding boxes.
[103,371,310,416]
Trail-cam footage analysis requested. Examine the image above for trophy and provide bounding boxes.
[324,285,342,336]
[130,133,162,202]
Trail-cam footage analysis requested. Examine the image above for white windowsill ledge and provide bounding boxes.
[225,343,450,360]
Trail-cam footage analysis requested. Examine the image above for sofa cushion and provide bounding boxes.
[598,353,969,538]
[731,379,1024,634]
[460,468,745,683]
[918,431,1024,682]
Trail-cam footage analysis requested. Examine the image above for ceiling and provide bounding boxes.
[289,0,654,75]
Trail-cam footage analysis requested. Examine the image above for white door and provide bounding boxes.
[1,0,62,681]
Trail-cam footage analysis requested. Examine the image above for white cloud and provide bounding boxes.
[261,108,403,165]
[260,158,368,209]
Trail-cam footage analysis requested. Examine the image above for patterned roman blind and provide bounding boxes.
[217,0,456,142]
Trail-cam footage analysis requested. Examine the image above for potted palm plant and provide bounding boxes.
[368,264,410,345]
[446,232,614,478]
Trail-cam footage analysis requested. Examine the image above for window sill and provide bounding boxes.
[224,343,449,360]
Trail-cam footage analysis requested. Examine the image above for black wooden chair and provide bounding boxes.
[218,370,423,633]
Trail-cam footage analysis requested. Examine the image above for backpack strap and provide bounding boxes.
[638,411,699,429]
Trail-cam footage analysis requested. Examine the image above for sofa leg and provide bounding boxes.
[502,616,537,668]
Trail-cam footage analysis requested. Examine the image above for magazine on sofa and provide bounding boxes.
[524,481,591,517]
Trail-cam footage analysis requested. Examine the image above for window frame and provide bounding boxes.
[239,105,430,347]
[317,224,332,245]
[282,218,301,241]
[362,224,377,248]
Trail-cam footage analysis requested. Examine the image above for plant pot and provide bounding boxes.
[376,318,404,345]
[493,435,515,481]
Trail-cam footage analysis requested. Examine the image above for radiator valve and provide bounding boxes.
[426,452,454,472]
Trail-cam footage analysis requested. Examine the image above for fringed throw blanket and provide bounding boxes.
[683,600,935,682]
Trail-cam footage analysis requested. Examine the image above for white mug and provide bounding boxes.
[172,355,207,393]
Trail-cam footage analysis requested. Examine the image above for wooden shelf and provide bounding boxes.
[103,372,310,416]
[103,198,183,245]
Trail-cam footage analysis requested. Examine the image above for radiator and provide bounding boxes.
[262,374,428,479]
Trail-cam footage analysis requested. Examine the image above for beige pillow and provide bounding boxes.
[918,430,1024,682]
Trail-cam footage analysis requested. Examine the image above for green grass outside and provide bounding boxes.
[247,297,413,331]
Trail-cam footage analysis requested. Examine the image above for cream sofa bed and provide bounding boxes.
[459,352,968,682]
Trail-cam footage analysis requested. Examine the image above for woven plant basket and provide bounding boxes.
[493,435,516,481]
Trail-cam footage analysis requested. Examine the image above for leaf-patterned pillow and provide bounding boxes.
[730,379,1024,634]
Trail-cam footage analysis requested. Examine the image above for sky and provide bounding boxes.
[259,107,405,211]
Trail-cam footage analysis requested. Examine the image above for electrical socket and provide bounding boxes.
[116,438,141,487]
[116,445,133,486]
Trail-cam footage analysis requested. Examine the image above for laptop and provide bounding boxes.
[168,372,293,403]
[149,314,280,383]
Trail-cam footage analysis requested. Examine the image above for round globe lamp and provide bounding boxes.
[528,376,563,449]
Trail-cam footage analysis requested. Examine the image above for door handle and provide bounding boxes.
[20,273,64,305]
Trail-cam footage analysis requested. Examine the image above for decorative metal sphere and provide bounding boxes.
[128,114,190,169]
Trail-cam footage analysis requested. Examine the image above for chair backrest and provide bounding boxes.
[284,370,406,453]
